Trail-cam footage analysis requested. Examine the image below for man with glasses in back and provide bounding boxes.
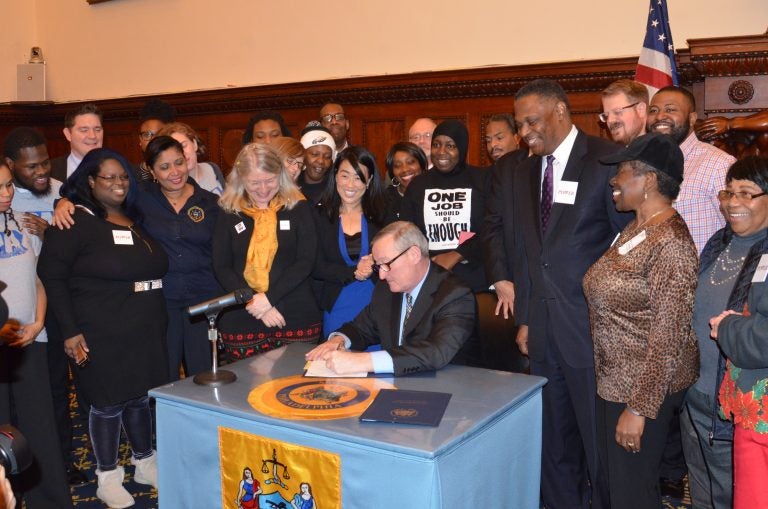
[319,102,350,155]
[600,79,649,146]
[408,118,437,168]
[305,221,476,376]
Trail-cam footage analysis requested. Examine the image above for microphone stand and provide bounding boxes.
[193,311,237,386]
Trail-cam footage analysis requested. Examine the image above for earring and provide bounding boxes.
[644,191,648,201]
[391,176,401,188]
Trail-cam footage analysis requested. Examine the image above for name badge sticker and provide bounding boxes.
[112,230,134,245]
[235,222,246,234]
[752,254,768,283]
[617,230,646,255]
[554,180,578,205]
[279,220,290,231]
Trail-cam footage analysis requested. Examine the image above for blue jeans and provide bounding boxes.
[89,395,153,471]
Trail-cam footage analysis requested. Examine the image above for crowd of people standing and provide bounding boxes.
[0,76,766,509]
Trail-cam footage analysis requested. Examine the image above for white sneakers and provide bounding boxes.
[95,466,135,508]
[131,451,158,489]
[95,452,158,508]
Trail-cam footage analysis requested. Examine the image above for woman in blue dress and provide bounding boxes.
[313,146,386,338]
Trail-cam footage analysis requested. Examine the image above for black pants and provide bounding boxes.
[596,390,686,509]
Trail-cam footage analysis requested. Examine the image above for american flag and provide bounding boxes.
[635,0,678,96]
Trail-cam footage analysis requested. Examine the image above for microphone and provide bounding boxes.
[187,288,254,317]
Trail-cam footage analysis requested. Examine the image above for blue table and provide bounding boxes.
[150,344,545,508]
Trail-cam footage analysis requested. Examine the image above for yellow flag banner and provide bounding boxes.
[219,427,341,509]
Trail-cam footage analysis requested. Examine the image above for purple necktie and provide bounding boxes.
[540,155,555,232]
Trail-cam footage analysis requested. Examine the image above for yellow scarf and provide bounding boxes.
[240,197,285,292]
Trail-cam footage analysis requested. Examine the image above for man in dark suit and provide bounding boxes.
[507,79,630,509]
[50,103,103,183]
[306,221,476,376]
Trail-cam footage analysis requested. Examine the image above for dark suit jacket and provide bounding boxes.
[511,130,631,368]
[338,264,476,375]
[482,148,529,284]
[212,200,320,324]
[50,156,67,183]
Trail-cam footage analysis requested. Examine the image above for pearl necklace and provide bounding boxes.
[709,242,745,286]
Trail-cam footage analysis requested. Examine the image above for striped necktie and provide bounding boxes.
[400,293,413,346]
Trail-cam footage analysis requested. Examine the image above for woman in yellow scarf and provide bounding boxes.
[213,143,321,360]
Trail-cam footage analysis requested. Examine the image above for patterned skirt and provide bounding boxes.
[220,323,322,361]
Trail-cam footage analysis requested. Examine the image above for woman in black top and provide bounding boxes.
[314,146,386,337]
[401,120,490,291]
[39,149,168,508]
[383,141,427,224]
[213,143,321,360]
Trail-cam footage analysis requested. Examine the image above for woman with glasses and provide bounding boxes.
[582,134,699,509]
[384,142,427,223]
[400,119,490,292]
[53,136,222,383]
[39,149,168,508]
[692,156,768,509]
[314,146,386,338]
[272,137,305,182]
[157,122,225,195]
[213,143,321,360]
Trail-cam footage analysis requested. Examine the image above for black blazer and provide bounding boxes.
[511,130,631,367]
[212,200,319,322]
[312,209,381,311]
[482,148,529,285]
[338,264,476,375]
[50,156,67,183]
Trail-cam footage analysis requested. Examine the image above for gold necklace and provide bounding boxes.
[633,207,671,232]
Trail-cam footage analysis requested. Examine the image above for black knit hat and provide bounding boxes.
[432,119,469,166]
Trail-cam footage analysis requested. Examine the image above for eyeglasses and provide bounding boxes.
[598,102,640,123]
[372,246,413,273]
[717,190,768,203]
[320,113,346,123]
[95,174,131,183]
[139,131,156,141]
[409,133,432,142]
[287,158,304,169]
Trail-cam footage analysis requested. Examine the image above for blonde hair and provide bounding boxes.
[218,143,304,213]
[157,122,206,157]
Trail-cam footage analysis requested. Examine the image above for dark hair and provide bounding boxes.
[144,135,184,168]
[629,160,681,200]
[64,103,103,129]
[655,85,696,111]
[139,99,176,123]
[726,156,768,193]
[488,113,518,135]
[319,145,386,225]
[385,142,428,181]
[242,111,291,144]
[515,79,571,112]
[3,127,47,160]
[61,148,138,220]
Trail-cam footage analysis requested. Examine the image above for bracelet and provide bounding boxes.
[626,406,642,416]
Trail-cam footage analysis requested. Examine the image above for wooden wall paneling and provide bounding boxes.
[0,32,765,170]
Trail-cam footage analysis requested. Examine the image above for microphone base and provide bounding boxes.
[193,370,237,387]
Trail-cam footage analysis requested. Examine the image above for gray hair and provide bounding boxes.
[373,221,429,257]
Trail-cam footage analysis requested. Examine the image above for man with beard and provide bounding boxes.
[319,103,349,155]
[506,79,630,509]
[600,79,648,146]
[484,113,523,163]
[648,86,735,254]
[299,122,336,206]
[2,128,80,504]
[50,103,104,183]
